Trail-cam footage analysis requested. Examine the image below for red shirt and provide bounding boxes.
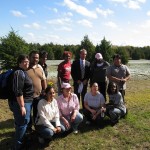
[57,61,71,82]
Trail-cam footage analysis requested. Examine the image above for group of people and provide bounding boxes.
[9,49,130,149]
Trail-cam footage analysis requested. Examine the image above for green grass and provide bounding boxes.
[0,79,150,150]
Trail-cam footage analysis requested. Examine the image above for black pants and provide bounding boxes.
[97,81,107,101]
[73,83,88,109]
[119,90,125,102]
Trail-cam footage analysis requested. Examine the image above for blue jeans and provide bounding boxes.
[61,112,83,131]
[35,123,65,139]
[12,101,32,150]
[109,108,123,121]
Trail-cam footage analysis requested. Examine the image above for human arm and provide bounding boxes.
[37,100,56,131]
[13,70,26,116]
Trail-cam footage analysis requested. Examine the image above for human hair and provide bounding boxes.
[113,54,121,60]
[39,51,48,59]
[63,51,72,59]
[90,82,98,88]
[29,50,39,58]
[107,82,118,95]
[45,85,54,94]
[17,54,29,66]
[80,49,87,54]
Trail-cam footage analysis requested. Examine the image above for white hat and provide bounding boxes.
[95,53,103,60]
[61,83,71,89]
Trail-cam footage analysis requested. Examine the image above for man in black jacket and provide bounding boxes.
[71,49,90,109]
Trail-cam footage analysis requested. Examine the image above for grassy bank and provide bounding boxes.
[0,79,150,150]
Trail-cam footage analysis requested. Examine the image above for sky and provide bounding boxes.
[1,0,150,47]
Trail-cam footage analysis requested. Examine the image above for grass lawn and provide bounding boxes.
[0,79,150,150]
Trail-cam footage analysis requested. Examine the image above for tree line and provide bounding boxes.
[0,30,150,69]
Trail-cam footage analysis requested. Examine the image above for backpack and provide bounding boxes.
[0,69,14,99]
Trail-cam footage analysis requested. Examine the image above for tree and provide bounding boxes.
[75,35,95,61]
[0,29,29,69]
[96,37,113,63]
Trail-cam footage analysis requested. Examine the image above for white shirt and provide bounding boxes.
[36,98,61,130]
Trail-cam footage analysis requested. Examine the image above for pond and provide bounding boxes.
[46,60,150,80]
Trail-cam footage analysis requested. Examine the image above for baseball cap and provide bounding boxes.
[61,83,71,89]
[95,53,103,60]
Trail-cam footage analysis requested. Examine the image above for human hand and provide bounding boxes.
[56,127,61,133]
[20,106,26,116]
[64,120,70,129]
[71,114,76,122]
[90,109,97,115]
[53,128,57,133]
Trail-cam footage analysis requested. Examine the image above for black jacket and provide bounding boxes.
[71,59,90,83]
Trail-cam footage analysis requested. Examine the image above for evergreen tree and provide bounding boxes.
[0,29,29,69]
[96,37,113,63]
[75,35,95,61]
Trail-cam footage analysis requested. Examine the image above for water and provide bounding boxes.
[46,60,150,80]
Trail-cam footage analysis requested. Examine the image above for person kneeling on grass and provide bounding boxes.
[57,83,83,134]
[35,85,65,144]
[83,82,106,125]
[106,82,127,125]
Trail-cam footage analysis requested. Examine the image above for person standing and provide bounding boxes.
[57,51,72,95]
[90,53,109,100]
[11,54,34,150]
[71,49,90,109]
[39,51,48,78]
[27,51,47,126]
[107,54,131,102]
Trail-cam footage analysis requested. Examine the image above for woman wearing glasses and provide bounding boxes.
[35,84,65,144]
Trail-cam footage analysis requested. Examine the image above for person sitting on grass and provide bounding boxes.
[106,82,127,125]
[35,84,65,144]
[83,82,106,125]
[57,83,83,134]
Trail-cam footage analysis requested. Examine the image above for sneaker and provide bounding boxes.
[73,130,78,134]
[38,137,45,144]
[85,121,91,125]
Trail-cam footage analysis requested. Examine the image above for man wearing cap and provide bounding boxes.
[90,53,109,100]
[71,49,90,109]
[106,54,131,102]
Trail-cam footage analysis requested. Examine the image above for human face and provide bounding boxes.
[114,57,121,66]
[63,88,71,97]
[91,83,99,93]
[30,53,39,65]
[64,53,71,62]
[80,51,87,60]
[47,88,55,100]
[41,55,47,63]
[111,84,117,93]
[19,58,29,70]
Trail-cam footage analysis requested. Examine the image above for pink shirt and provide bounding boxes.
[57,93,80,118]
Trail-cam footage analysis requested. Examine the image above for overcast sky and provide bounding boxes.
[1,0,150,46]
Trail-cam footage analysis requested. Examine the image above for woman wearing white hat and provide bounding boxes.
[57,83,83,134]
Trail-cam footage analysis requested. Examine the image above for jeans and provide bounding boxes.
[109,108,123,121]
[61,112,83,131]
[12,101,32,150]
[83,108,104,125]
[35,123,65,139]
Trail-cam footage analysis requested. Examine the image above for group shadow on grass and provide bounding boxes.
[0,115,127,150]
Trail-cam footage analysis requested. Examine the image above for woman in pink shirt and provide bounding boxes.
[57,83,83,134]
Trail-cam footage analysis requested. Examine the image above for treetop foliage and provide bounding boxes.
[0,30,150,70]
